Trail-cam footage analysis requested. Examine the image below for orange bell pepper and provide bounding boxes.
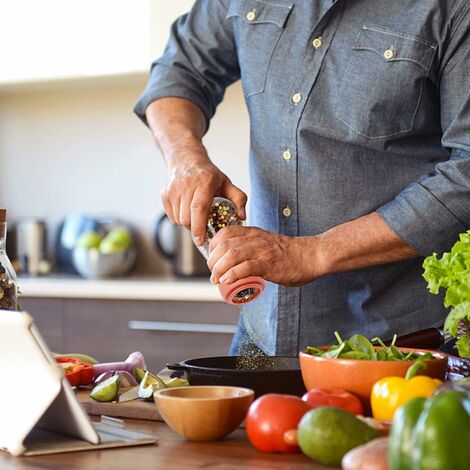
[370,360,442,421]
[56,357,94,387]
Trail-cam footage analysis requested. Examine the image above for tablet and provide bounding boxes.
[0,310,156,456]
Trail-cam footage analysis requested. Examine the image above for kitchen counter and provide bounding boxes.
[18,275,221,302]
[0,418,331,469]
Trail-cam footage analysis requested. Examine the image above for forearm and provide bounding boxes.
[312,212,419,278]
[145,97,210,168]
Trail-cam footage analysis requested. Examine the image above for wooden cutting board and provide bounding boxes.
[77,390,162,421]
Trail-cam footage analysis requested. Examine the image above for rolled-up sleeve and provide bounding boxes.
[134,0,240,129]
[377,4,470,255]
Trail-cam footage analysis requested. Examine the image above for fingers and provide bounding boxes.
[161,187,177,224]
[218,260,258,285]
[190,188,213,245]
[208,225,246,254]
[223,181,248,220]
[179,188,195,229]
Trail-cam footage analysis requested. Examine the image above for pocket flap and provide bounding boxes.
[352,25,437,72]
[227,0,293,27]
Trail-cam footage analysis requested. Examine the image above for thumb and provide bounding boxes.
[222,180,248,220]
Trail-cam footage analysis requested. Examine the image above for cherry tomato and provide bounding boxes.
[245,394,311,453]
[302,388,364,416]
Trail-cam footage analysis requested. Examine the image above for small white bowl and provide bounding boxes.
[72,248,136,279]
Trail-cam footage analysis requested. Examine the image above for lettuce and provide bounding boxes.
[423,230,470,358]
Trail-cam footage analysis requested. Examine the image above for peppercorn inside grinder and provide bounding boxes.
[195,197,265,305]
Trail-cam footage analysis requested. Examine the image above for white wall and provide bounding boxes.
[0,78,250,274]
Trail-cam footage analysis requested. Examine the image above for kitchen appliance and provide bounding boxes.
[15,218,48,276]
[55,213,100,273]
[153,213,210,278]
[166,356,306,397]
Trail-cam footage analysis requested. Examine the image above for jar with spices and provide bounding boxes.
[195,197,265,305]
[0,209,18,311]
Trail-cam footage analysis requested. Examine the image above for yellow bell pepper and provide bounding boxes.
[371,360,442,421]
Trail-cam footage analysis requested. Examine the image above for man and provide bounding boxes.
[135,0,470,356]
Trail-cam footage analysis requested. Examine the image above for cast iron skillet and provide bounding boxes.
[167,327,469,397]
[167,356,306,397]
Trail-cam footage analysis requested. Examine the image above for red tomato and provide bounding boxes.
[302,388,364,415]
[245,394,311,453]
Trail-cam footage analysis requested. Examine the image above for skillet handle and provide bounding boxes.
[166,363,187,371]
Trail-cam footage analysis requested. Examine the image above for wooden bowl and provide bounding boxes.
[299,348,448,415]
[153,386,254,441]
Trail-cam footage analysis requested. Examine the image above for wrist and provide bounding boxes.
[165,139,211,171]
[290,236,330,283]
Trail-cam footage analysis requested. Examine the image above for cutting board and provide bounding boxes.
[77,390,162,422]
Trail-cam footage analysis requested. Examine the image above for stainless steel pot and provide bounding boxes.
[153,213,210,278]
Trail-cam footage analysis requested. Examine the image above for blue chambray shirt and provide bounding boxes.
[135,0,470,355]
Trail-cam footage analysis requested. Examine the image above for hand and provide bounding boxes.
[207,226,319,287]
[161,153,247,245]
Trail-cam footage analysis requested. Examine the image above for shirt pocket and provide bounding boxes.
[333,25,437,139]
[226,0,293,97]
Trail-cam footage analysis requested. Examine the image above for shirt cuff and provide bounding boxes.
[377,182,467,256]
[133,83,212,131]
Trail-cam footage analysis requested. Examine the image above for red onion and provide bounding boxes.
[92,351,146,379]
[94,370,138,387]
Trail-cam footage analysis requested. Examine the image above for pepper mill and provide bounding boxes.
[195,197,265,305]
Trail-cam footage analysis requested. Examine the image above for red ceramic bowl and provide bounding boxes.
[299,347,448,415]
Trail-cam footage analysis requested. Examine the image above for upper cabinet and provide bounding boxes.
[0,0,194,86]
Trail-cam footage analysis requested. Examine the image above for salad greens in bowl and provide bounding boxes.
[305,332,436,361]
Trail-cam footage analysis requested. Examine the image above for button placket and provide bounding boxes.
[312,36,323,49]
[283,149,292,161]
[282,206,292,217]
[292,93,302,104]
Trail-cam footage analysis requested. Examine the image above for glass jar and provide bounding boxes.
[196,197,265,304]
[0,209,18,311]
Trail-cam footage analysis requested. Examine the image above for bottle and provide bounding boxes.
[0,209,18,311]
[195,197,265,305]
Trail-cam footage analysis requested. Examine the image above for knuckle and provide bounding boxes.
[190,201,205,211]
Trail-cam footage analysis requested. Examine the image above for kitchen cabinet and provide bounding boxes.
[0,0,194,86]
[21,296,239,371]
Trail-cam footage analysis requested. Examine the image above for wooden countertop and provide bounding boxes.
[0,418,333,469]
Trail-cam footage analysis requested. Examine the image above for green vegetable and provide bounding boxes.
[422,230,470,357]
[388,391,470,470]
[305,332,435,361]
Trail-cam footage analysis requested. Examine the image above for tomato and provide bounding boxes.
[245,394,311,453]
[302,388,364,416]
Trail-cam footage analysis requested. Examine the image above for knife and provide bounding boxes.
[388,327,453,350]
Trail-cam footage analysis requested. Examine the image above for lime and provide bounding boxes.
[76,231,102,250]
[138,371,167,400]
[298,407,379,466]
[99,228,133,254]
[90,375,120,402]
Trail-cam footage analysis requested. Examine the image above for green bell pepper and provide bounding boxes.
[389,390,470,470]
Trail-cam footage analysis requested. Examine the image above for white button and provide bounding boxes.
[292,93,302,104]
[383,49,394,59]
[246,10,256,21]
[282,207,292,217]
[312,37,323,49]
[283,149,292,161]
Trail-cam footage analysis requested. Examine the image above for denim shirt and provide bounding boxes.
[135,0,470,355]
